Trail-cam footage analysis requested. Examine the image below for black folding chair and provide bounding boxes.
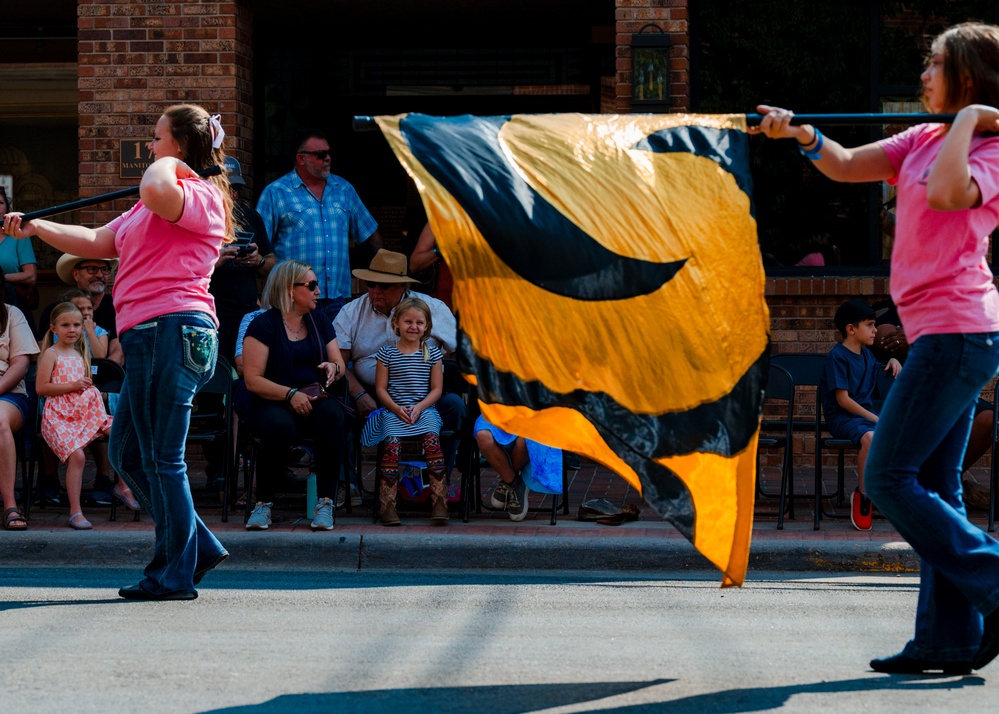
[188,356,236,521]
[757,363,794,529]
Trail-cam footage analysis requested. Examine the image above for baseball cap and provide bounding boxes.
[223,156,245,187]
[834,298,886,333]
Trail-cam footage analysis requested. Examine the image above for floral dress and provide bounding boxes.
[40,352,113,463]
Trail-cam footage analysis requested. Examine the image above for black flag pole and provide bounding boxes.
[16,164,224,222]
[743,112,955,126]
[352,113,956,131]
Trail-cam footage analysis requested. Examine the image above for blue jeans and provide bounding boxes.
[109,312,226,594]
[866,332,999,661]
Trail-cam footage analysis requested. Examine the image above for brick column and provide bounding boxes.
[614,0,689,114]
[77,0,253,227]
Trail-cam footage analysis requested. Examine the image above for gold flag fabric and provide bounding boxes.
[376,113,769,586]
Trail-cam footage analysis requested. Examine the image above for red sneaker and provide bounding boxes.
[851,488,873,531]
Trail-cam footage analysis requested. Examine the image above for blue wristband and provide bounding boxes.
[798,128,824,161]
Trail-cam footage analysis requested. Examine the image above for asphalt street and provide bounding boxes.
[1,567,996,713]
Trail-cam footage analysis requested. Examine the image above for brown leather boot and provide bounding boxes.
[428,470,449,526]
[379,475,401,527]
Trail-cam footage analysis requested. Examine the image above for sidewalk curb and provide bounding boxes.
[0,532,920,574]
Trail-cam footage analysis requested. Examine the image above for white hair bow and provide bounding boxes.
[209,114,225,149]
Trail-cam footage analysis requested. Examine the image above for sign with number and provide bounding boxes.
[119,140,153,178]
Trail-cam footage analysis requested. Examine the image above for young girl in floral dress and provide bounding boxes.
[36,302,113,529]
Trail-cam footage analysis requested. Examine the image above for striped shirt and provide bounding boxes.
[362,342,444,440]
[256,170,378,300]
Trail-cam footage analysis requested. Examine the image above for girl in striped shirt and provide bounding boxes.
[362,297,448,526]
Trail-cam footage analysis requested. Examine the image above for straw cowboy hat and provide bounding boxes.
[351,249,419,284]
[55,253,119,285]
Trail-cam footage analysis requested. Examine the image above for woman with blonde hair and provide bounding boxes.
[242,259,348,531]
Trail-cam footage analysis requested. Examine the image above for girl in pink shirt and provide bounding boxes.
[752,23,999,675]
[3,104,234,600]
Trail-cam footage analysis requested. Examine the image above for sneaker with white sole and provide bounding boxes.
[246,502,273,530]
[311,497,334,530]
[350,484,362,507]
[506,475,529,522]
[850,488,873,531]
[336,485,347,509]
[490,479,512,510]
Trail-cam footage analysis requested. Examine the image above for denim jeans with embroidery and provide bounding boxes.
[109,312,226,594]
[865,332,999,661]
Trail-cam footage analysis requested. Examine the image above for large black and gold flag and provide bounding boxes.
[377,113,769,586]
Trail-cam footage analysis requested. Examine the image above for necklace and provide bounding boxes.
[283,315,305,340]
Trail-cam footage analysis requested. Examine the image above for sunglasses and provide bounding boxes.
[294,280,320,291]
[299,150,331,160]
[365,280,398,290]
[77,265,111,275]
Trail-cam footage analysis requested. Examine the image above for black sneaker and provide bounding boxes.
[506,475,529,522]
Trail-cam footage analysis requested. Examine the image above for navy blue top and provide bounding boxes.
[244,308,337,389]
[819,342,879,422]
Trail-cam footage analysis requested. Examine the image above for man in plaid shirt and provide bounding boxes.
[257,130,383,323]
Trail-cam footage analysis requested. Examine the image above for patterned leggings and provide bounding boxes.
[380,433,445,479]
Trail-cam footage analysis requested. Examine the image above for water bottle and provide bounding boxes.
[306,472,317,517]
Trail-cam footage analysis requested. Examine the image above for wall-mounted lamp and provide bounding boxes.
[631,24,671,104]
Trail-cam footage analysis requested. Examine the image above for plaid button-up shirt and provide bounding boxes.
[256,170,378,300]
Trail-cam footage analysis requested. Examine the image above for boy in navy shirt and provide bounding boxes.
[820,299,901,530]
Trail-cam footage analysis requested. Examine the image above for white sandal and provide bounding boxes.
[68,512,93,530]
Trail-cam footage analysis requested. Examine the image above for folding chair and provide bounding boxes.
[89,358,140,523]
[188,356,236,521]
[769,353,828,530]
[757,363,794,529]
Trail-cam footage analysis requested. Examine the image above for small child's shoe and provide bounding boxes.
[850,488,873,531]
[68,512,93,530]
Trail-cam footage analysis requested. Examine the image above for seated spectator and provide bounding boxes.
[0,272,40,529]
[475,415,563,522]
[41,292,139,512]
[44,253,122,364]
[873,298,994,510]
[57,289,109,359]
[820,299,901,531]
[0,187,39,334]
[36,301,116,529]
[241,260,348,531]
[36,253,122,506]
[335,249,466,485]
[360,297,448,526]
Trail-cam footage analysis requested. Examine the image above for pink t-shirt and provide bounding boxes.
[879,124,999,342]
[106,178,225,334]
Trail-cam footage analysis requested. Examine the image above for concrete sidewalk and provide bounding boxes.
[4,456,991,576]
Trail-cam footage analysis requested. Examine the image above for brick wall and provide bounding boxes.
[614,0,689,113]
[76,0,254,227]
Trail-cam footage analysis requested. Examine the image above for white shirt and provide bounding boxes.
[333,290,456,388]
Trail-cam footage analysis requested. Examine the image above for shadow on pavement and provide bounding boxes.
[200,674,984,713]
[200,680,673,714]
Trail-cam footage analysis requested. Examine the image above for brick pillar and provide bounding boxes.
[77,0,253,227]
[614,0,689,114]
